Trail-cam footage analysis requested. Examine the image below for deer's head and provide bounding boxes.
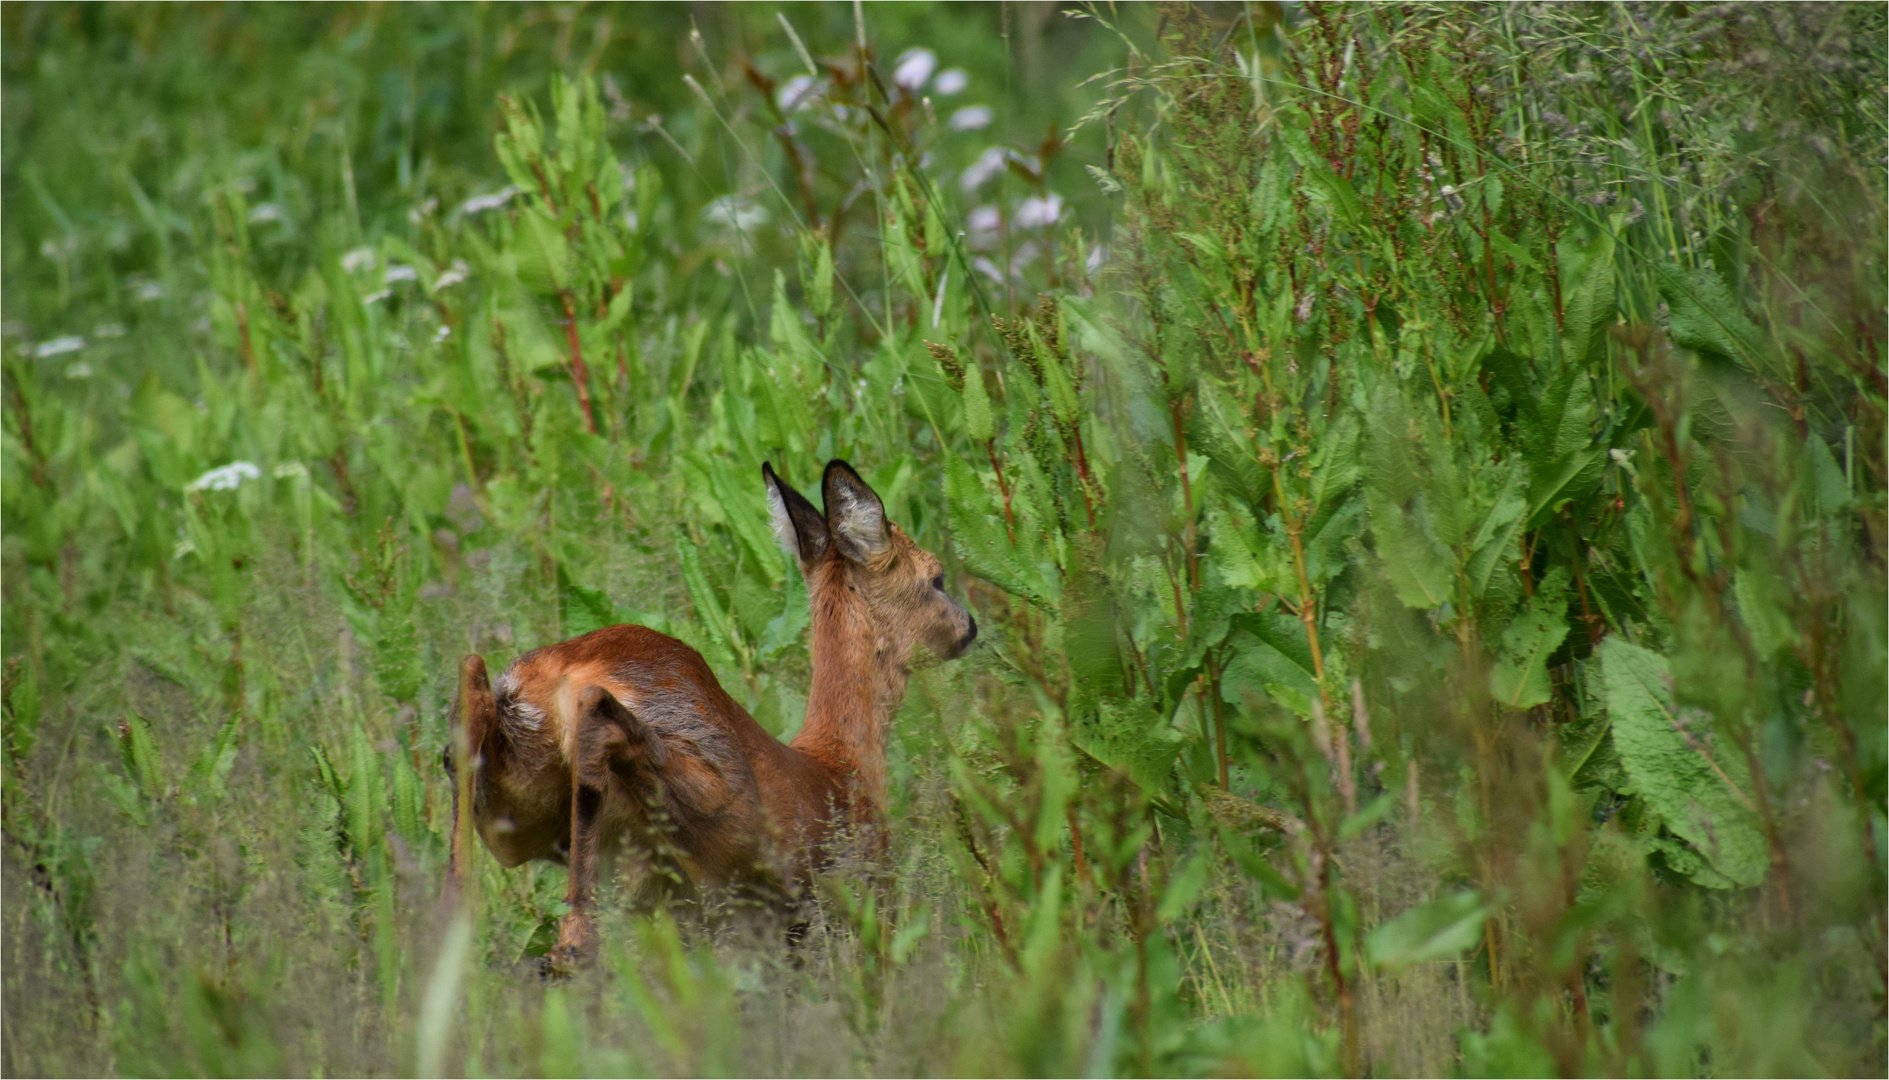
[764,460,977,664]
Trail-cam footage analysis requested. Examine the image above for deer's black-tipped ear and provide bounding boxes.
[823,459,889,563]
[764,462,829,570]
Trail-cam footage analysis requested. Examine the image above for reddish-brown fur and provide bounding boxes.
[447,460,974,964]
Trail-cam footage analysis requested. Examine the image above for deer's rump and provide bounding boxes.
[476,624,838,889]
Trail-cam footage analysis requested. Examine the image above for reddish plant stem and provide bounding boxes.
[985,440,1016,545]
[560,291,598,435]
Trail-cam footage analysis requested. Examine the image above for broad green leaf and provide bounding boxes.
[1658,263,1764,368]
[1156,849,1211,920]
[943,455,1058,608]
[119,714,166,801]
[1489,569,1571,709]
[513,207,573,294]
[961,361,993,443]
[187,714,242,807]
[559,567,626,638]
[1365,388,1455,608]
[1071,698,1184,793]
[1464,463,1528,593]
[346,721,380,856]
[1339,792,1396,841]
[1364,890,1491,971]
[1223,612,1320,719]
[757,551,811,660]
[1601,638,1768,887]
[677,537,740,661]
[1559,227,1616,366]
[4,660,41,761]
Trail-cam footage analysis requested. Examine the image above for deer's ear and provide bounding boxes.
[823,459,889,563]
[764,462,829,570]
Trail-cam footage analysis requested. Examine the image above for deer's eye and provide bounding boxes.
[931,574,945,592]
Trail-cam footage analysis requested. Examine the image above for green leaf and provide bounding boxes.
[1488,569,1571,709]
[187,714,242,807]
[677,537,740,662]
[1559,227,1616,366]
[513,207,573,294]
[1365,388,1455,609]
[960,362,994,443]
[1215,824,1301,900]
[1364,890,1490,972]
[1339,792,1396,841]
[943,455,1057,608]
[1223,610,1321,718]
[119,714,167,801]
[1279,127,1362,224]
[1071,698,1184,793]
[373,606,422,704]
[757,551,810,660]
[1156,849,1211,921]
[559,567,626,638]
[1658,263,1764,368]
[1601,638,1768,888]
[4,660,41,761]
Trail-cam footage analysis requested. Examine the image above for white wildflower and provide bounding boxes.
[893,48,937,92]
[341,246,377,273]
[64,361,94,379]
[434,325,452,343]
[383,264,418,284]
[188,461,262,493]
[948,105,992,132]
[934,68,968,95]
[1086,244,1108,275]
[1015,194,1065,229]
[777,74,818,113]
[458,186,521,215]
[701,195,769,233]
[94,322,126,339]
[967,204,1002,246]
[431,259,470,291]
[247,203,284,224]
[135,280,165,302]
[960,146,1007,192]
[971,256,1009,287]
[34,336,84,358]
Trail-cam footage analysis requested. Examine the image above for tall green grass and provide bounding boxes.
[4,3,1883,1076]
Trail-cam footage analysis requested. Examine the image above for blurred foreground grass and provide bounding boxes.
[3,3,1884,1076]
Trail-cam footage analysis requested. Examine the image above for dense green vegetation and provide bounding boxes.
[4,3,1883,1075]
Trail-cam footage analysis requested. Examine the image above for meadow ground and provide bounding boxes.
[3,3,1884,1076]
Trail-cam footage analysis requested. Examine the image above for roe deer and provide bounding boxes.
[447,460,975,964]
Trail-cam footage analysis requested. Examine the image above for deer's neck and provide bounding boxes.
[790,569,908,817]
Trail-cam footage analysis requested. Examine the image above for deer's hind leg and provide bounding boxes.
[447,654,500,891]
[548,685,672,972]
